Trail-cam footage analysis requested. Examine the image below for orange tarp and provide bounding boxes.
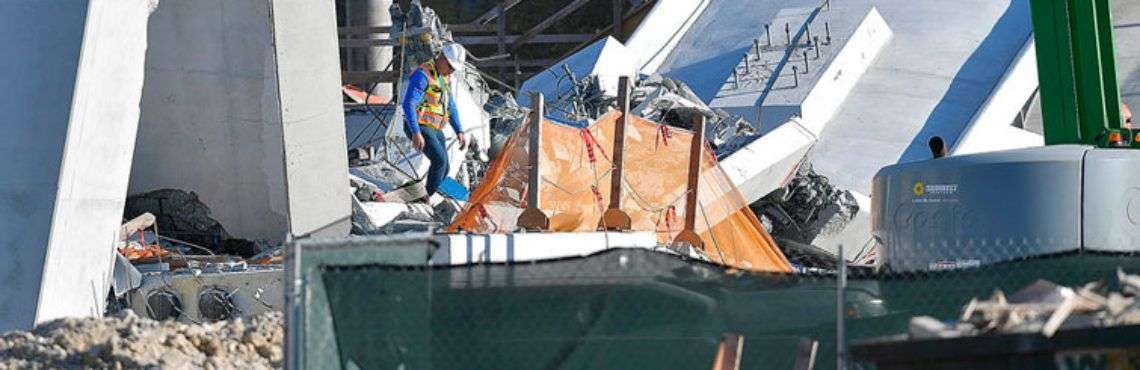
[449,111,792,273]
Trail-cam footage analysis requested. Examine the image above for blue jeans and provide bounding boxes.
[418,126,449,197]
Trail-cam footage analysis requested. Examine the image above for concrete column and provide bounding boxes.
[0,0,154,331]
[129,0,350,245]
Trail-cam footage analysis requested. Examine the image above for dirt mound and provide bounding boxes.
[0,311,283,369]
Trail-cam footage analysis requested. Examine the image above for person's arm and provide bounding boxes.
[446,88,463,133]
[401,70,428,136]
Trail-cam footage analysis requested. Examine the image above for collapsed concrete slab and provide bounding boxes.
[0,0,155,331]
[129,0,351,245]
[626,0,711,73]
[708,5,891,135]
[517,37,639,124]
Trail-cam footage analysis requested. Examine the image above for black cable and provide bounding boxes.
[345,79,385,149]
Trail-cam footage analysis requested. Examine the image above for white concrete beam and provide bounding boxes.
[130,0,350,243]
[0,0,154,331]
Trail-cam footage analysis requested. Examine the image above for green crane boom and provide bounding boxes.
[1028,0,1139,148]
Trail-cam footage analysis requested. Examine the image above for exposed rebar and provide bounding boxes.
[803,50,810,74]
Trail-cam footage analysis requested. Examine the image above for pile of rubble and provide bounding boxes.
[909,269,1140,340]
[751,164,860,261]
[0,311,283,369]
[544,69,759,156]
[124,189,261,257]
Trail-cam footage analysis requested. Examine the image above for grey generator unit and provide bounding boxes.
[872,145,1140,273]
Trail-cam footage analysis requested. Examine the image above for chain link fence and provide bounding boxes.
[287,234,1140,369]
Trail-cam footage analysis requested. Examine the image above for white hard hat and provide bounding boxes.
[441,42,466,71]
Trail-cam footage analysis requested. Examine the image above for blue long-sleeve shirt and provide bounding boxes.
[401,68,462,136]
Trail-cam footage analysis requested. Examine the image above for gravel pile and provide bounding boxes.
[0,311,283,369]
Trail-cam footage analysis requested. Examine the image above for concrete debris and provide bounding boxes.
[752,163,860,262]
[484,91,528,159]
[631,74,758,155]
[910,270,1140,340]
[124,189,261,257]
[551,67,616,123]
[540,69,759,156]
[390,1,449,73]
[349,190,450,235]
[0,310,283,370]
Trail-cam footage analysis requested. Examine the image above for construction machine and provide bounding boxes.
[873,0,1140,272]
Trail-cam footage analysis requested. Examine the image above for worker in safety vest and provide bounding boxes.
[401,43,467,199]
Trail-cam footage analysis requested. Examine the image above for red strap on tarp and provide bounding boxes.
[579,128,611,163]
[477,203,491,218]
[656,125,672,149]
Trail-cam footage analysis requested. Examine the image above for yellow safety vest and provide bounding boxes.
[414,60,450,130]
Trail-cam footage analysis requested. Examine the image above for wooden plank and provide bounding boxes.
[711,333,744,370]
[517,93,550,231]
[338,25,391,35]
[340,23,491,35]
[792,338,819,370]
[339,26,430,39]
[473,58,556,68]
[339,39,399,48]
[475,0,525,24]
[512,0,592,49]
[497,4,508,77]
[600,76,632,231]
[612,0,623,38]
[672,115,706,249]
[448,23,496,33]
[556,0,657,61]
[341,71,400,84]
[455,33,593,45]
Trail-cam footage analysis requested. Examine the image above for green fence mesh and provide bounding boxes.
[288,236,1140,369]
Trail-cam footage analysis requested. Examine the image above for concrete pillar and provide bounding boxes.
[346,0,394,97]
[129,0,351,245]
[0,0,154,331]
